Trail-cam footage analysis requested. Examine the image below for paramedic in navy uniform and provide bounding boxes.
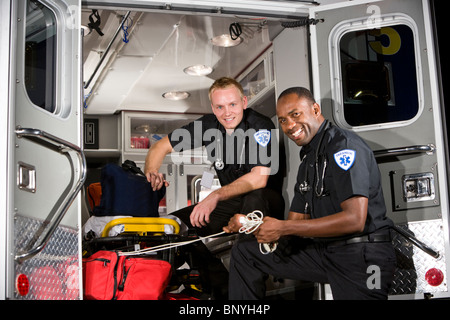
[144,77,284,299]
[224,87,396,300]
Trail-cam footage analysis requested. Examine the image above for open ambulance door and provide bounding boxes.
[6,0,83,299]
[309,0,450,299]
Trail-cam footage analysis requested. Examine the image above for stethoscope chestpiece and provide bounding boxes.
[299,181,311,194]
[215,159,224,170]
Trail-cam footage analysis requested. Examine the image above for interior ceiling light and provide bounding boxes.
[211,34,242,47]
[183,65,213,76]
[162,91,190,100]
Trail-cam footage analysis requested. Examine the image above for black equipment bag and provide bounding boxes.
[93,160,165,217]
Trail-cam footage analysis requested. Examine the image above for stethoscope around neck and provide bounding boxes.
[299,120,331,198]
[214,121,248,171]
[214,133,225,170]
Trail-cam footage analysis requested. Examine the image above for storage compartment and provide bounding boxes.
[123,112,199,153]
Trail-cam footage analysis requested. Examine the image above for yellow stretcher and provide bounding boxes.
[101,217,181,238]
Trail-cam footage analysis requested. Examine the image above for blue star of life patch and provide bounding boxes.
[254,129,271,147]
[333,149,356,171]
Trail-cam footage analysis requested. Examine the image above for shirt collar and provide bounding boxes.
[300,120,328,160]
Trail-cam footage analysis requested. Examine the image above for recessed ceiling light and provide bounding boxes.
[183,64,213,76]
[211,34,242,47]
[162,91,190,100]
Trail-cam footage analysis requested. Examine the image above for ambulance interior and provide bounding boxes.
[79,4,318,221]
[80,4,315,298]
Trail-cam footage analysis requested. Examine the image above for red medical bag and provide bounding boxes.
[83,250,172,300]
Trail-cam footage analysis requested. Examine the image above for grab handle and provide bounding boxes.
[392,225,440,259]
[373,144,435,159]
[15,127,87,263]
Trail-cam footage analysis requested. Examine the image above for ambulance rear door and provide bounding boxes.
[9,0,83,299]
[310,0,450,299]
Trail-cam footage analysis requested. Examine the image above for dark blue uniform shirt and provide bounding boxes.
[290,121,393,242]
[168,108,284,192]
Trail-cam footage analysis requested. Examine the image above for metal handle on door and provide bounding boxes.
[373,144,435,159]
[14,127,87,263]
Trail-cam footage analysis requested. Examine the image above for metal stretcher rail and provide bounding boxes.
[15,127,87,263]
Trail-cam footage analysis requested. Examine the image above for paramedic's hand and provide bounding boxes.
[190,194,219,228]
[146,171,169,191]
[223,214,245,233]
[253,217,283,244]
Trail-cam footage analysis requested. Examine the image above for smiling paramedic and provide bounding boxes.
[144,77,284,299]
[224,87,396,300]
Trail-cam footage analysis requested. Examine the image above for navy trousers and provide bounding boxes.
[173,188,284,299]
[229,235,396,300]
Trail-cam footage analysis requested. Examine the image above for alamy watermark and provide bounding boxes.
[366,265,381,290]
[168,121,280,175]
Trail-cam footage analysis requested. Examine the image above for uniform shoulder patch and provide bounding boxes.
[254,129,271,147]
[333,149,356,171]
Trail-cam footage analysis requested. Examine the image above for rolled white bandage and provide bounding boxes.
[260,242,278,255]
[239,210,264,234]
[238,210,277,254]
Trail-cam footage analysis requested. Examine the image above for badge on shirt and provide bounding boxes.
[254,129,271,147]
[334,149,356,171]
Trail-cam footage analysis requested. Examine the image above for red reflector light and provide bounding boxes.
[16,274,30,296]
[425,268,444,286]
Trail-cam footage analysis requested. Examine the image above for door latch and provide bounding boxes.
[18,162,36,193]
[403,172,435,202]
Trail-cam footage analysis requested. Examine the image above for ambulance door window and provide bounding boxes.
[24,0,57,113]
[340,24,419,126]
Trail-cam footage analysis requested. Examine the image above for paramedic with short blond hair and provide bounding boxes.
[144,77,284,300]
